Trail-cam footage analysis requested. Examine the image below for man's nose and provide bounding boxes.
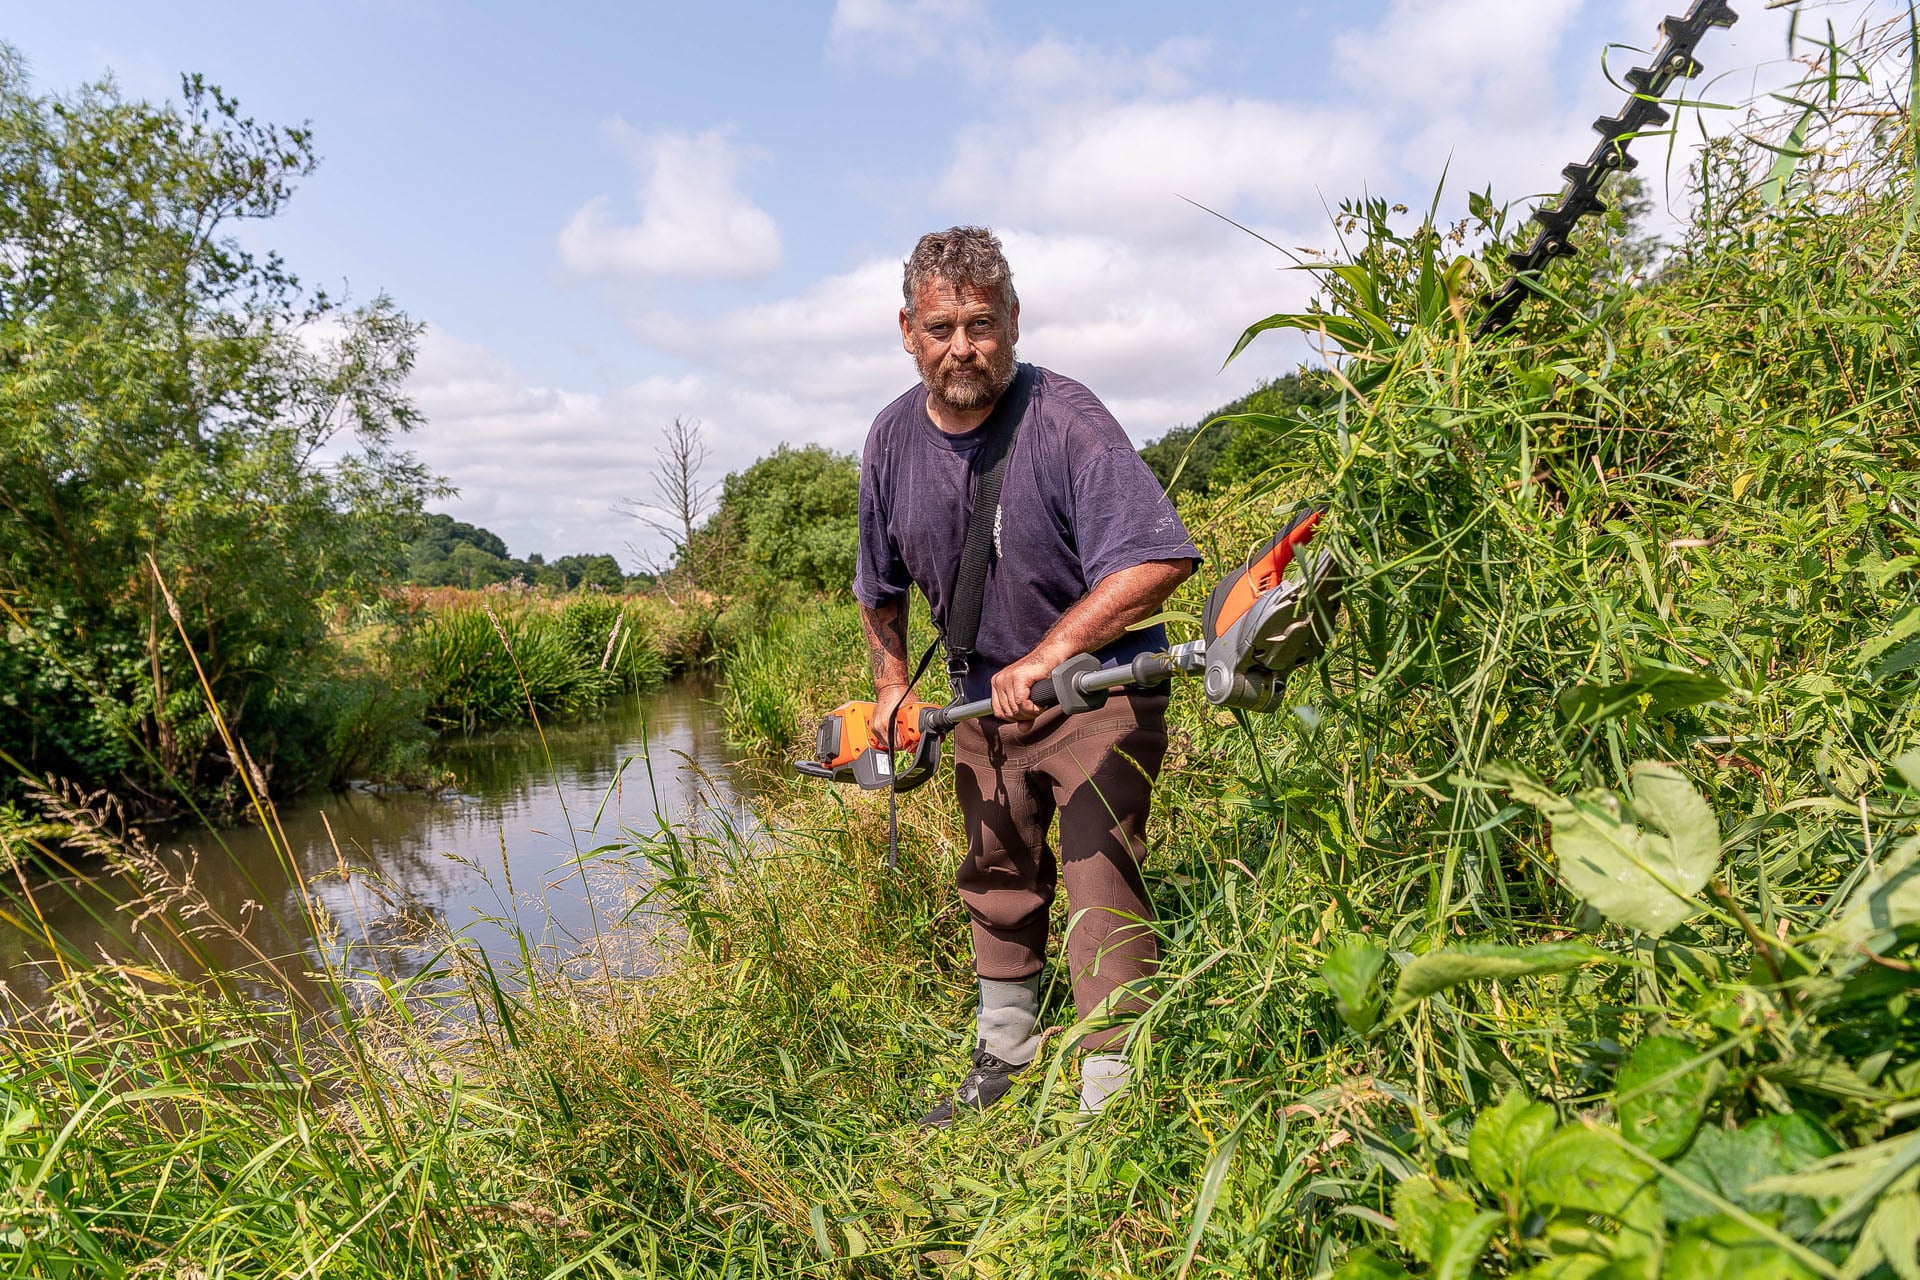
[949,326,973,357]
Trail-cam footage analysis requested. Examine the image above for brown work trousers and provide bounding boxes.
[951,689,1168,1051]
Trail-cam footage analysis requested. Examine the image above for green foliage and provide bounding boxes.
[686,444,859,595]
[404,513,633,592]
[717,596,874,754]
[0,55,433,809]
[1138,370,1338,497]
[405,512,516,585]
[1385,940,1611,1021]
[1323,934,1388,1033]
[1490,763,1723,938]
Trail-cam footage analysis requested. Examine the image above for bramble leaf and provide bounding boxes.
[1664,1113,1837,1236]
[1524,1124,1659,1233]
[1488,762,1720,937]
[1616,1036,1723,1160]
[1323,935,1387,1034]
[1387,941,1612,1020]
[1393,1176,1484,1268]
[1665,1214,1821,1279]
[1469,1089,1558,1198]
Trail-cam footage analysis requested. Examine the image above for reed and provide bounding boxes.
[402,595,670,732]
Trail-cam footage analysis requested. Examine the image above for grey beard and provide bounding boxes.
[926,355,1016,414]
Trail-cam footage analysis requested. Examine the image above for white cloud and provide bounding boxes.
[1332,0,1585,113]
[938,96,1387,239]
[446,0,1821,561]
[826,0,988,70]
[558,125,781,281]
[407,328,891,566]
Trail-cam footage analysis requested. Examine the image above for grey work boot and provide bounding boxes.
[918,975,1042,1128]
[1079,1051,1132,1114]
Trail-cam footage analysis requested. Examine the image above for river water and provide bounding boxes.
[2,680,746,1006]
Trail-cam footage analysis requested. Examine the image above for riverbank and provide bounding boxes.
[1,680,745,1008]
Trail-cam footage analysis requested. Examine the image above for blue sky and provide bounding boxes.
[11,0,1813,565]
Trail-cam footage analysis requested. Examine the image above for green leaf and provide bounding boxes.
[1760,107,1815,206]
[809,1203,833,1259]
[1430,1204,1502,1280]
[1330,1246,1414,1280]
[1176,1110,1249,1279]
[1558,662,1733,726]
[1393,1175,1476,1265]
[1665,1215,1821,1279]
[1846,1185,1920,1280]
[1664,1114,1838,1236]
[1510,1257,1609,1280]
[1488,762,1721,937]
[1825,835,1920,951]
[1324,935,1388,1034]
[1524,1124,1659,1232]
[1470,1090,1559,1197]
[1616,1036,1723,1160]
[1387,941,1612,1020]
[1856,606,1920,670]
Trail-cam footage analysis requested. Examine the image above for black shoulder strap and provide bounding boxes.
[942,364,1034,688]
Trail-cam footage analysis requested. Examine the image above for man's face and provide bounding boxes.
[899,277,1019,414]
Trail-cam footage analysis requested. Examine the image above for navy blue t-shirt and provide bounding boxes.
[853,363,1201,704]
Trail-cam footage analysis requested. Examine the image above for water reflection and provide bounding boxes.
[2,681,746,1006]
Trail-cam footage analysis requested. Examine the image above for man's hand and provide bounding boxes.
[873,682,913,751]
[990,650,1060,722]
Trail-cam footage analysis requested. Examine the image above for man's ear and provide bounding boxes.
[899,307,914,353]
[1008,299,1020,346]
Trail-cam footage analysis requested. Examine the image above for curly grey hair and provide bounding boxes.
[901,226,1017,319]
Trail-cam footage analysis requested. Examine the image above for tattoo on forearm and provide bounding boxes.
[861,603,910,685]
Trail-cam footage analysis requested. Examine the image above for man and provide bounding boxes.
[853,226,1200,1125]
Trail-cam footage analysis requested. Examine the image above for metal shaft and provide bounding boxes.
[925,645,1201,733]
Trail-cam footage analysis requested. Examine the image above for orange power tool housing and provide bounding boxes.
[796,697,942,789]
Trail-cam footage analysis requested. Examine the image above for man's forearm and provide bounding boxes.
[859,596,912,692]
[1031,558,1194,667]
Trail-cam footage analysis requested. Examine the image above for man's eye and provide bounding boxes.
[969,318,993,331]
[928,325,952,339]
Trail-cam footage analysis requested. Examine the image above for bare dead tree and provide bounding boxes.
[617,417,714,598]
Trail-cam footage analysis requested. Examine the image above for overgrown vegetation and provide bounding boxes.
[0,52,433,812]
[4,9,1919,1277]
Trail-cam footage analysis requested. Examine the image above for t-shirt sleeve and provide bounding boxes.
[1070,443,1202,586]
[852,431,911,608]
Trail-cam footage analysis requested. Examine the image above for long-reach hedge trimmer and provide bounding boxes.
[1475,0,1739,336]
[795,507,1344,793]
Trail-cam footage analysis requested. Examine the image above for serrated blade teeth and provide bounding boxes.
[1476,0,1738,339]
[1563,161,1602,187]
[1594,99,1670,144]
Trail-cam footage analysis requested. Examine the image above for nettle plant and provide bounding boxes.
[1323,753,1920,1280]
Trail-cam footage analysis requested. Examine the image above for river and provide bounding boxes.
[1,679,747,1007]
